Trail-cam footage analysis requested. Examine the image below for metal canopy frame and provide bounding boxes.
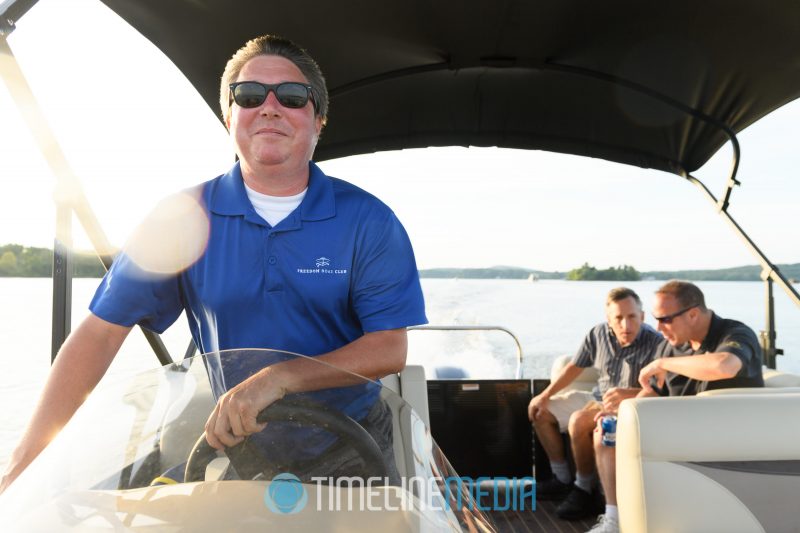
[0,19,174,366]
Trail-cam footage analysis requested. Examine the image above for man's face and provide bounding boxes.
[653,293,694,346]
[606,296,644,347]
[227,55,322,176]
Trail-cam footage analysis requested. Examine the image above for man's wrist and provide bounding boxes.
[539,390,552,401]
[256,364,291,399]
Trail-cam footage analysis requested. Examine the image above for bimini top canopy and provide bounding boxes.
[8,0,800,174]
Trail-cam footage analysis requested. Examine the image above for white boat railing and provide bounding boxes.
[408,325,524,379]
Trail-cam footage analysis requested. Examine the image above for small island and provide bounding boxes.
[566,263,641,281]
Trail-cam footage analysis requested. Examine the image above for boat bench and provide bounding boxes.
[380,365,430,480]
[549,354,600,395]
[617,371,800,532]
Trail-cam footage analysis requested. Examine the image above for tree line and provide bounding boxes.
[566,263,641,281]
[0,244,106,277]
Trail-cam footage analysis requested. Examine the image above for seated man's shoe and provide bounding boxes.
[535,477,572,501]
[585,513,619,533]
[556,486,603,520]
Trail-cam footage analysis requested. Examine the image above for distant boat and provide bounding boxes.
[527,273,539,282]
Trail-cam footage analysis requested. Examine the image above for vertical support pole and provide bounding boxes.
[51,206,72,362]
[759,276,782,369]
[3,27,175,365]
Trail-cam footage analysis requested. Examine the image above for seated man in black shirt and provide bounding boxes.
[586,280,763,533]
[639,282,764,395]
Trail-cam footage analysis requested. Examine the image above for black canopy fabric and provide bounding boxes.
[79,1,800,174]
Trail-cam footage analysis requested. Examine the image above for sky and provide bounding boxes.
[1,0,799,272]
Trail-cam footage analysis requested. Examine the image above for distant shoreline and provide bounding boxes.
[2,244,799,282]
[420,265,800,283]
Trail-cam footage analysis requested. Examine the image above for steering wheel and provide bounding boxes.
[185,397,388,482]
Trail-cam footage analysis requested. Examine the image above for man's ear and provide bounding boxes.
[311,115,324,144]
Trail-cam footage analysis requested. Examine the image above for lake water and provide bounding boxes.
[1,277,799,472]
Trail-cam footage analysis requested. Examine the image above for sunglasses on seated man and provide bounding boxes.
[653,305,697,324]
[229,81,317,112]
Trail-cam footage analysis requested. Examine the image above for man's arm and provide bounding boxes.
[601,387,642,412]
[594,387,658,422]
[0,314,131,493]
[527,362,585,422]
[638,351,742,393]
[205,328,408,449]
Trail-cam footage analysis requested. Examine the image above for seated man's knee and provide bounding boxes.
[532,409,558,431]
[567,406,597,436]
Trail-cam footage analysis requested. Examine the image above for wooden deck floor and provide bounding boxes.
[486,500,598,533]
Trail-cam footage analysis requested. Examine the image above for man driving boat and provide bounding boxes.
[1,35,427,491]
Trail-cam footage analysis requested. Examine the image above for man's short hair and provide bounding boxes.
[606,287,642,308]
[655,280,708,312]
[219,34,329,127]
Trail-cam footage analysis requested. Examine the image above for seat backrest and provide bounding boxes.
[380,365,429,426]
[380,365,430,481]
[550,354,598,392]
[617,393,800,533]
[762,368,800,388]
[699,386,800,397]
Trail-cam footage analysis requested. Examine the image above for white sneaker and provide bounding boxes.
[586,513,619,533]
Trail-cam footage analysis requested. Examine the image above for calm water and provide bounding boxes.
[1,277,799,471]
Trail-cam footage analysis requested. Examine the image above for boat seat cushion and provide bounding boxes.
[762,368,800,388]
[380,365,430,480]
[550,354,598,393]
[617,393,800,533]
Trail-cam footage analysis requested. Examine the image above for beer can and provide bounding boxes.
[601,415,617,447]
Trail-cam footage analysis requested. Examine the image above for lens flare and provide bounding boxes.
[125,191,209,274]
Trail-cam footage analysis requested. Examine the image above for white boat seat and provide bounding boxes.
[699,386,800,397]
[381,365,430,481]
[763,367,800,388]
[550,354,598,394]
[380,365,429,427]
[617,393,800,533]
[698,368,800,397]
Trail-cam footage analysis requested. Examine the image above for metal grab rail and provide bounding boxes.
[408,325,524,379]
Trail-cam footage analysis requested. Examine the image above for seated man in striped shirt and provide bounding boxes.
[527,287,662,520]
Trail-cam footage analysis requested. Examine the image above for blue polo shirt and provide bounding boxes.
[90,161,427,424]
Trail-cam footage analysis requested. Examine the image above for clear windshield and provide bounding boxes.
[0,349,496,532]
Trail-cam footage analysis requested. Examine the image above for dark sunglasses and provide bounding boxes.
[653,305,696,324]
[229,81,316,111]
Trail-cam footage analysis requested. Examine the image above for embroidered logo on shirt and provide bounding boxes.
[722,341,742,350]
[297,257,347,275]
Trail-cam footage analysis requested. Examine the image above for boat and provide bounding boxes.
[1,0,800,531]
